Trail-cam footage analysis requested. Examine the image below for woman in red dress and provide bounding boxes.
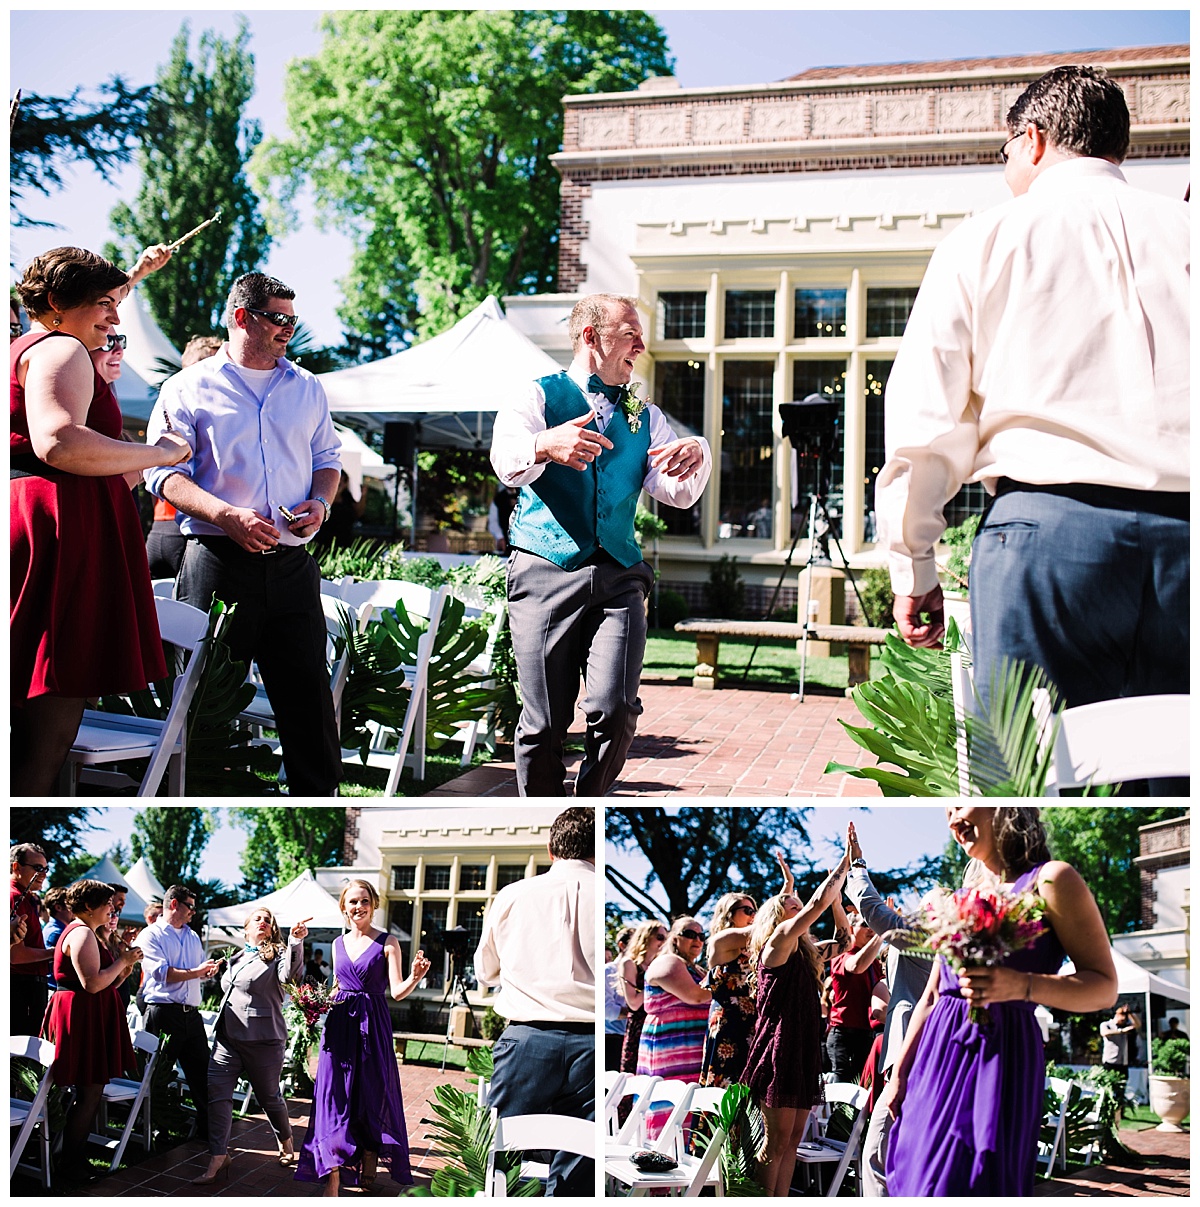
[10,246,190,794]
[42,879,143,1182]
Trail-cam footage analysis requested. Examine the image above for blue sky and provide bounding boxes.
[10,9,1189,344]
[606,804,955,918]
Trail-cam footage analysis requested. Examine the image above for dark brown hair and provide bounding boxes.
[1007,65,1130,162]
[66,879,116,915]
[992,807,1052,878]
[15,247,128,318]
[549,807,594,860]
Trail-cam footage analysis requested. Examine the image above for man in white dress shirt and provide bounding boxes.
[474,807,595,1195]
[136,885,222,1141]
[491,294,712,796]
[877,67,1188,753]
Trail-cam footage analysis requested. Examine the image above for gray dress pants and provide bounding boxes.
[207,1034,292,1157]
[507,550,653,796]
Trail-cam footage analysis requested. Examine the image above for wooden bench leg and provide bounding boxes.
[694,635,719,690]
[394,1038,408,1064]
[847,645,871,691]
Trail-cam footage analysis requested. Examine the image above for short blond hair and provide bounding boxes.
[568,293,638,351]
[338,878,379,914]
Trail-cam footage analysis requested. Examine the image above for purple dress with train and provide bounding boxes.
[296,932,412,1187]
[886,863,1065,1196]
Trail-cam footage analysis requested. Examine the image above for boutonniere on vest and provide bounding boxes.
[620,382,648,433]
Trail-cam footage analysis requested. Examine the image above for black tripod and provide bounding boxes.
[439,931,481,1071]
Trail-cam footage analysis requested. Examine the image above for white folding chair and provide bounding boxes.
[1044,694,1190,794]
[65,597,211,796]
[150,578,175,598]
[447,599,507,766]
[604,1072,629,1137]
[337,581,449,790]
[239,596,360,753]
[1068,1084,1109,1167]
[483,1111,595,1197]
[610,1074,662,1148]
[793,1081,869,1196]
[90,1029,161,1170]
[1037,1076,1071,1176]
[613,1077,691,1152]
[10,1036,56,1188]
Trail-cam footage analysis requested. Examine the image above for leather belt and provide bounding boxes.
[996,478,1189,522]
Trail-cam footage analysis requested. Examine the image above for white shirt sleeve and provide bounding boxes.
[642,404,712,509]
[134,924,170,994]
[490,380,557,488]
[473,900,503,987]
[874,232,983,597]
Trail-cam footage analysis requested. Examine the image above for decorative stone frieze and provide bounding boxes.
[810,97,868,137]
[578,110,632,149]
[634,108,688,146]
[749,101,808,140]
[937,91,997,130]
[692,104,745,143]
[873,94,929,134]
[1138,81,1190,122]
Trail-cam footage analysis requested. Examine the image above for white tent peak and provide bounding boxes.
[124,856,166,905]
[206,868,344,931]
[78,856,150,924]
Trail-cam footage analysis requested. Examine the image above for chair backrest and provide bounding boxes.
[340,579,440,627]
[486,1111,595,1196]
[612,1074,663,1145]
[642,1080,698,1156]
[1045,694,1189,794]
[130,1029,160,1057]
[151,578,175,598]
[9,1035,55,1067]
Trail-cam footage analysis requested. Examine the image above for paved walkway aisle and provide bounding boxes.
[431,682,883,797]
[80,1062,474,1197]
[1033,1125,1190,1197]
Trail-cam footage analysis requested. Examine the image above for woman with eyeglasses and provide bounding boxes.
[616,920,667,1074]
[636,915,713,1140]
[10,246,191,795]
[699,851,795,1089]
[741,848,851,1197]
[42,879,143,1183]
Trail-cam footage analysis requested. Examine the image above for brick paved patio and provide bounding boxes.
[1033,1124,1190,1197]
[430,682,883,797]
[73,1062,474,1197]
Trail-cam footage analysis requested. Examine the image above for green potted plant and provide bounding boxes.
[938,514,979,634]
[1149,1036,1189,1131]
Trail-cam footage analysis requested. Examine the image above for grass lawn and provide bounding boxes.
[643,626,887,692]
[1120,1101,1188,1131]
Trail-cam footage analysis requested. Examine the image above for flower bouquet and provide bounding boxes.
[282,979,336,1095]
[914,886,1047,1025]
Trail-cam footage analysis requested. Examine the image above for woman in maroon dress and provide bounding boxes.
[10,246,190,794]
[42,879,143,1182]
[741,847,850,1197]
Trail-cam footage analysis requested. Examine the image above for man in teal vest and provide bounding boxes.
[491,294,711,795]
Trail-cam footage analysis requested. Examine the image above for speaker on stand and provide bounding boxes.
[383,421,417,544]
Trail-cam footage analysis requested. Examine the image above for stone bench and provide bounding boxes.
[392,1030,492,1063]
[673,619,893,691]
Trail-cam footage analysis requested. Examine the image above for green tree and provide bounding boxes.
[254,10,672,346]
[108,20,272,349]
[10,80,150,227]
[1043,806,1187,934]
[232,806,346,897]
[8,807,96,879]
[131,806,214,887]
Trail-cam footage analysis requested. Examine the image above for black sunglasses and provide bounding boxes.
[247,307,300,330]
[998,129,1031,165]
[679,928,705,942]
[106,333,127,350]
[10,322,23,339]
[734,903,757,915]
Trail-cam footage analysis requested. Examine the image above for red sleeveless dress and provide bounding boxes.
[42,920,137,1086]
[10,330,166,703]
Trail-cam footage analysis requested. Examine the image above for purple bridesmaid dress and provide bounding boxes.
[295,932,413,1186]
[886,863,1065,1196]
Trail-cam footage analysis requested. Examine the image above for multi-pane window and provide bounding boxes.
[945,483,988,530]
[496,864,526,888]
[724,290,776,339]
[391,865,416,891]
[865,288,920,337]
[388,901,416,990]
[719,362,775,539]
[419,902,448,990]
[863,361,891,541]
[423,865,451,892]
[659,291,706,340]
[794,289,847,339]
[454,901,488,989]
[791,362,848,538]
[656,360,706,537]
[458,864,487,892]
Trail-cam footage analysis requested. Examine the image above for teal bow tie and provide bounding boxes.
[587,374,626,406]
[244,944,259,954]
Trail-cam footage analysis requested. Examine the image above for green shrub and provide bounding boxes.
[651,587,690,629]
[940,514,981,591]
[855,566,894,629]
[705,554,745,619]
[1151,1036,1189,1078]
[480,1006,507,1042]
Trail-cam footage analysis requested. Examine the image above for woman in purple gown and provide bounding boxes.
[296,879,431,1196]
[884,806,1118,1196]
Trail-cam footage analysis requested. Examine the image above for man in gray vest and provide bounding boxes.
[491,294,711,796]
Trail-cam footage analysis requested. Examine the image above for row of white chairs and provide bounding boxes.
[10,1029,161,1189]
[603,1072,869,1197]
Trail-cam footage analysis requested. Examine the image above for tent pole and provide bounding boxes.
[411,443,419,548]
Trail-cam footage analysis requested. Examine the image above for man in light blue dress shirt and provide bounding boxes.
[145,273,343,795]
[136,885,222,1141]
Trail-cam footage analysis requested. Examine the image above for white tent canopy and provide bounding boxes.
[113,288,182,421]
[206,869,344,931]
[319,296,562,449]
[123,856,166,906]
[78,856,151,924]
[333,421,396,501]
[1061,948,1190,1005]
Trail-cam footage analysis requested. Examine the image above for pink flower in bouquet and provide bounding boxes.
[285,979,335,1028]
[917,885,1046,1025]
